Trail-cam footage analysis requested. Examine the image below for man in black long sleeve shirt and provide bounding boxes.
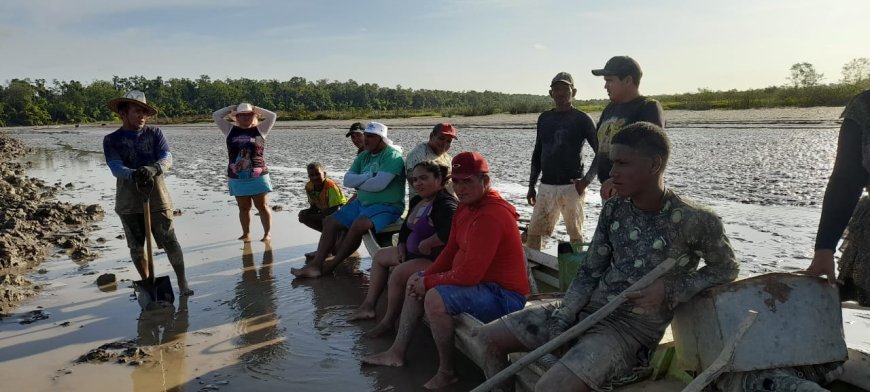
[526,72,598,250]
[805,90,870,306]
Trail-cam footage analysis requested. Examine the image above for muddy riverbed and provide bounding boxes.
[2,107,868,392]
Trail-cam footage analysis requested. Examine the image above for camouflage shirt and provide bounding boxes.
[555,189,739,345]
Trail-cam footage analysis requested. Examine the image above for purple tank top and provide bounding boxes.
[405,202,436,257]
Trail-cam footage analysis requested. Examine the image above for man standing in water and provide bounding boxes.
[589,56,665,199]
[103,91,193,296]
[363,152,528,390]
[526,72,598,250]
[292,122,405,278]
[477,122,737,392]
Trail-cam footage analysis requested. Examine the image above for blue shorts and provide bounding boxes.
[434,282,526,323]
[228,174,273,197]
[331,198,403,233]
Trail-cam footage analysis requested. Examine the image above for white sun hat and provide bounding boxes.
[364,121,402,152]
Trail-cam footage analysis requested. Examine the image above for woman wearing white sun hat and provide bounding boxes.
[212,103,278,242]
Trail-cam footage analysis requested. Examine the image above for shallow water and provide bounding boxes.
[0,107,848,391]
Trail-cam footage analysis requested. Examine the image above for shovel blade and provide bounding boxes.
[133,276,175,311]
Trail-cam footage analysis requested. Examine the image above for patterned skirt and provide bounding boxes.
[839,196,870,306]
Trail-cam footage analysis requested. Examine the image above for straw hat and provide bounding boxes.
[107,90,158,116]
[230,103,255,119]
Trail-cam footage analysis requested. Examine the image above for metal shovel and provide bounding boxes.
[132,179,175,310]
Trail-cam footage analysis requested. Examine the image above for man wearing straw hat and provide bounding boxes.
[477,122,736,392]
[292,121,406,278]
[103,90,193,296]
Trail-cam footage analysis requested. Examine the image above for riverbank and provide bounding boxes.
[0,141,484,391]
[0,133,103,313]
[1,110,869,391]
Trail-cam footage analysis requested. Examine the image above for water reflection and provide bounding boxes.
[132,297,190,392]
[231,241,288,369]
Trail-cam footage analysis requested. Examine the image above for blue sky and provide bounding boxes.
[0,0,867,99]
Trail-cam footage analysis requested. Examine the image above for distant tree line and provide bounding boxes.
[1,57,868,127]
[0,75,553,127]
[655,58,870,110]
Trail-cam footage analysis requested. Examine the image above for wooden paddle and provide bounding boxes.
[472,257,678,392]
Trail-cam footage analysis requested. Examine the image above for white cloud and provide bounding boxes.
[533,43,546,50]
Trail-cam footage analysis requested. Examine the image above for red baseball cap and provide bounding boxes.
[433,123,458,139]
[450,151,489,179]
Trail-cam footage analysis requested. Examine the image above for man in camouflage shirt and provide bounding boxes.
[477,122,739,392]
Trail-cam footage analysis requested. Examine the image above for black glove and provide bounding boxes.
[139,164,162,178]
[133,165,160,186]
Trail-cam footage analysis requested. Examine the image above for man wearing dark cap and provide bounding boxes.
[404,123,457,200]
[526,72,598,250]
[363,151,528,390]
[103,91,193,297]
[346,122,365,155]
[590,56,665,199]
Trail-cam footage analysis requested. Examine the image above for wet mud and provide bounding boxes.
[0,132,104,313]
[0,107,858,391]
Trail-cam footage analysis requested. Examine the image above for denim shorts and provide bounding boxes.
[434,282,526,323]
[331,198,403,233]
[228,173,272,197]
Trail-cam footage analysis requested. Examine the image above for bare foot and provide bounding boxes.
[238,234,251,242]
[423,370,458,390]
[291,265,322,278]
[348,305,376,321]
[361,351,404,367]
[362,322,394,338]
[260,233,271,242]
[178,280,194,296]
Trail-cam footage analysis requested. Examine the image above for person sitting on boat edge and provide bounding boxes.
[404,123,457,200]
[476,122,738,392]
[346,122,365,155]
[348,161,458,337]
[298,162,347,232]
[291,122,405,278]
[362,151,528,390]
[805,89,870,306]
[212,103,278,242]
[103,90,193,296]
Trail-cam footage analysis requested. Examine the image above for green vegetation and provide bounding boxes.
[0,58,868,127]
[0,76,552,127]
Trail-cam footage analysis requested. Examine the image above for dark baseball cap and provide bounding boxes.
[449,151,489,180]
[433,123,458,139]
[345,122,364,137]
[550,72,574,87]
[591,56,643,80]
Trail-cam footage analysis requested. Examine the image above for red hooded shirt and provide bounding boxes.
[422,189,529,296]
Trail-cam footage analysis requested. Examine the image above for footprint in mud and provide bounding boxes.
[314,305,358,330]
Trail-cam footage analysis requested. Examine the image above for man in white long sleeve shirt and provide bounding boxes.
[292,122,406,278]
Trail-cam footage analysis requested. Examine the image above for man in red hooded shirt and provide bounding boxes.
[362,151,529,390]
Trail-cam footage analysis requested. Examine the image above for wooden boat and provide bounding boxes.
[361,232,870,391]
